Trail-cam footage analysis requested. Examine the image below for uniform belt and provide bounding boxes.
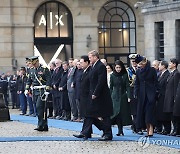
[33,85,46,89]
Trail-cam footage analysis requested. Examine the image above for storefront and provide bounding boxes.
[34,1,73,67]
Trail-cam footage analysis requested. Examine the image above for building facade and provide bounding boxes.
[0,0,179,73]
[142,0,180,63]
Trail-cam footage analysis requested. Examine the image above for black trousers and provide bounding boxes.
[34,95,47,127]
[111,113,123,134]
[174,116,180,134]
[156,121,171,133]
[53,97,61,117]
[81,117,112,138]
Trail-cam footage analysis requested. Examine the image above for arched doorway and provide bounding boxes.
[34,1,73,67]
[98,0,136,65]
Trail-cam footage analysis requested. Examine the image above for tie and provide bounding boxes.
[68,68,73,77]
[167,72,173,82]
[55,68,59,73]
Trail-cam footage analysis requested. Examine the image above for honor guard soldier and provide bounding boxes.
[25,56,51,131]
[25,57,37,116]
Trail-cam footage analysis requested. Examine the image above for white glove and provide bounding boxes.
[44,92,50,96]
[24,90,29,95]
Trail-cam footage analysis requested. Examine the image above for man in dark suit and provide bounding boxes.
[58,61,71,121]
[173,80,180,136]
[67,58,78,121]
[51,59,63,119]
[164,58,180,136]
[73,51,113,141]
[72,60,83,121]
[79,56,91,118]
[155,61,171,135]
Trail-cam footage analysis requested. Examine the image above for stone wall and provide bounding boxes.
[0,0,144,73]
[142,0,180,62]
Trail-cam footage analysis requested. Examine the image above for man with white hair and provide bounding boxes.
[51,59,63,119]
[152,60,160,77]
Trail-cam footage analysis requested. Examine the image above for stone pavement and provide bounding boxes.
[0,109,179,154]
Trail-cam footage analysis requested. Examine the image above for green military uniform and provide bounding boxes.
[26,56,51,131]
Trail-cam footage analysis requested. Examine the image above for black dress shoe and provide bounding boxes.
[156,131,162,134]
[171,131,177,136]
[34,126,44,131]
[161,131,169,135]
[34,126,48,131]
[73,134,90,140]
[116,132,124,136]
[145,134,153,137]
[136,130,144,135]
[73,134,88,140]
[43,125,48,131]
[98,136,112,141]
[73,134,85,138]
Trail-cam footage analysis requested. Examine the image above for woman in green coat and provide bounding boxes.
[110,60,132,136]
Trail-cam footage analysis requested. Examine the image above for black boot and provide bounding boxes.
[117,125,124,136]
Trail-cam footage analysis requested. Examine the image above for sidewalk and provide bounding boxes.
[0,109,179,154]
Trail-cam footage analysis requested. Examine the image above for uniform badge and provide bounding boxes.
[38,71,43,75]
[39,76,43,80]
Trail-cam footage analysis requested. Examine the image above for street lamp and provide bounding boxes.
[134,1,144,9]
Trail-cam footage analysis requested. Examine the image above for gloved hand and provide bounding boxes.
[24,90,29,95]
[44,91,50,96]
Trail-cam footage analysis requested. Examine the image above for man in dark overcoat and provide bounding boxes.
[51,59,63,119]
[73,55,93,138]
[74,51,113,141]
[58,61,71,120]
[72,61,83,121]
[164,58,180,136]
[173,80,180,136]
[78,56,91,118]
[155,61,171,135]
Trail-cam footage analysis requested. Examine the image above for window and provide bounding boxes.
[175,20,180,62]
[34,2,73,38]
[98,0,136,65]
[155,22,164,60]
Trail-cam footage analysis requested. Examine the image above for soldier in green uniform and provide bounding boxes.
[25,56,51,131]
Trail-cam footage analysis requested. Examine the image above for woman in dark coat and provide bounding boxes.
[110,60,132,136]
[134,55,158,137]
[58,61,71,121]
